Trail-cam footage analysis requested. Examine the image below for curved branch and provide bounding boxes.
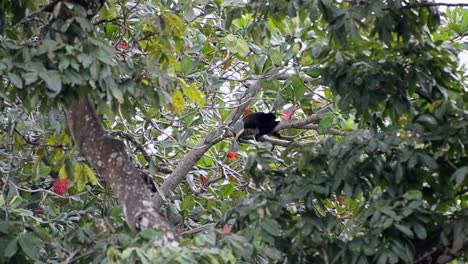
[261,136,318,147]
[272,114,343,136]
[273,114,321,131]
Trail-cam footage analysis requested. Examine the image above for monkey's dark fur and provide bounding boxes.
[240,112,280,140]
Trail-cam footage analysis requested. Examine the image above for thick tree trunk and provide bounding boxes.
[47,0,179,245]
[65,96,179,245]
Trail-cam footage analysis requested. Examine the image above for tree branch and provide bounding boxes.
[153,81,262,209]
[273,114,321,132]
[15,128,67,149]
[402,2,468,9]
[261,136,318,147]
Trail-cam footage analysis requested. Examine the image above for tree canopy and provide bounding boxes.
[0,0,467,263]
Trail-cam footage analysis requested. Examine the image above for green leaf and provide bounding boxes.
[335,51,344,65]
[394,224,414,238]
[182,195,195,211]
[74,164,86,191]
[4,238,18,258]
[58,57,70,71]
[182,83,205,108]
[219,184,235,198]
[180,55,192,75]
[183,7,196,22]
[18,233,42,260]
[270,50,282,66]
[402,190,422,200]
[259,229,275,245]
[395,162,404,183]
[236,37,249,57]
[39,71,62,96]
[110,86,124,104]
[413,223,427,239]
[75,17,94,32]
[83,164,97,185]
[319,114,335,129]
[139,228,162,240]
[376,251,388,264]
[170,90,185,113]
[7,72,23,88]
[89,61,99,80]
[65,157,75,181]
[233,120,244,136]
[261,219,281,236]
[380,217,393,229]
[77,53,94,68]
[63,69,85,86]
[381,208,400,221]
[22,71,38,85]
[310,43,324,58]
[263,247,283,261]
[290,75,307,100]
[417,153,438,170]
[416,114,437,126]
[224,34,238,53]
[121,247,137,259]
[15,209,33,217]
[451,166,467,186]
[227,234,254,260]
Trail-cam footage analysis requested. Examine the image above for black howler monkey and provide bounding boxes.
[240,112,280,140]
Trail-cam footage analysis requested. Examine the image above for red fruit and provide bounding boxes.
[118,41,128,47]
[337,194,346,203]
[53,178,68,195]
[226,152,237,159]
[200,175,209,185]
[34,209,44,215]
[223,224,232,234]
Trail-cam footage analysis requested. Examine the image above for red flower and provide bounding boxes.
[200,175,209,185]
[53,178,68,195]
[226,152,237,159]
[281,107,295,120]
[223,224,232,234]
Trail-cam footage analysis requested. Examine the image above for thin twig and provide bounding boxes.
[62,250,79,264]
[182,223,217,235]
[15,129,67,149]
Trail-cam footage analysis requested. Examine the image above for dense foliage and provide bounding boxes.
[0,0,467,263]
